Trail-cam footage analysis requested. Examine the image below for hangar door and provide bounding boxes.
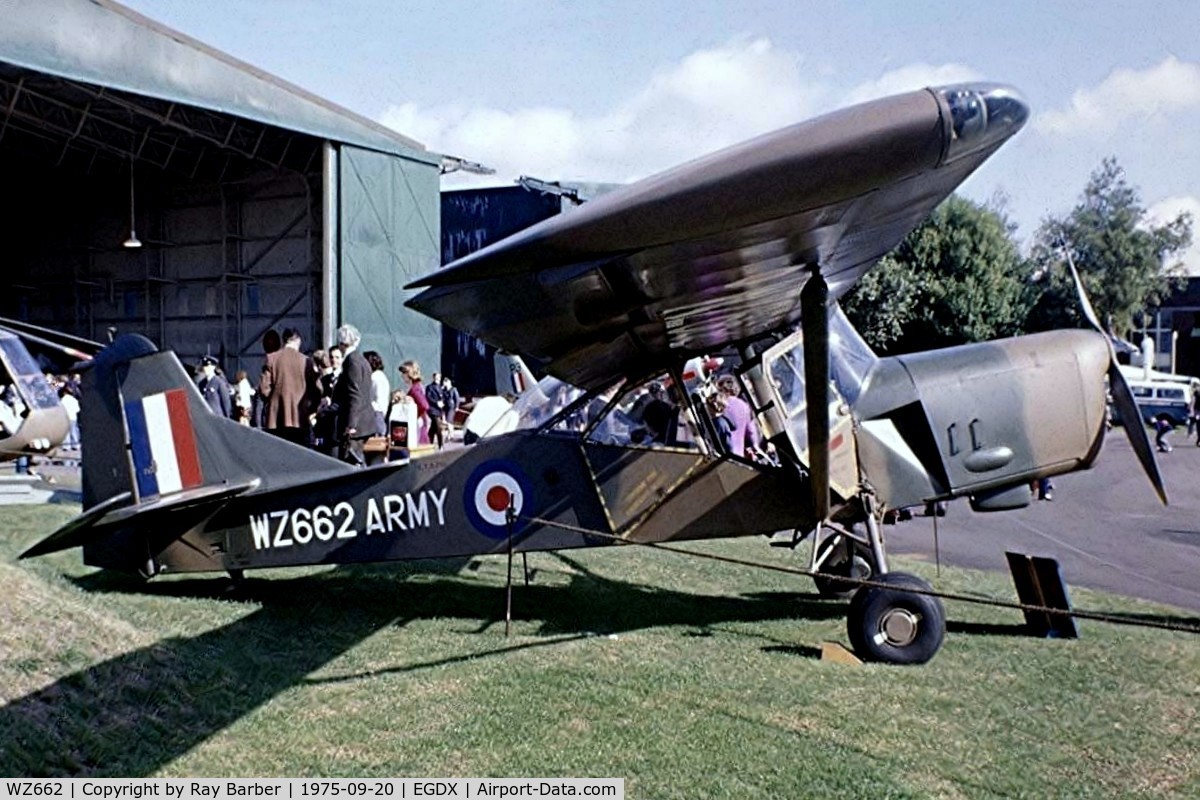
[338,145,441,377]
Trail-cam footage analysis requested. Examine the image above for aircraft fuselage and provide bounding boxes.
[85,429,810,576]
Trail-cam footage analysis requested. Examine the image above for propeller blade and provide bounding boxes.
[800,271,830,522]
[1063,253,1105,333]
[1060,247,1168,505]
[1108,363,1168,505]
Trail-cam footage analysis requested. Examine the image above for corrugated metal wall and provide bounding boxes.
[2,142,445,382]
[338,145,441,381]
[0,157,323,379]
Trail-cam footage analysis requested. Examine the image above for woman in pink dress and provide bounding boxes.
[397,361,431,445]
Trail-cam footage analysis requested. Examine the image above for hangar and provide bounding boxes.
[0,0,443,377]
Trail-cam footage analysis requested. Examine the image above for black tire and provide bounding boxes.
[847,572,945,665]
[812,535,875,599]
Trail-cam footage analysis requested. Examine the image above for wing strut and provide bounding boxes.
[800,270,831,522]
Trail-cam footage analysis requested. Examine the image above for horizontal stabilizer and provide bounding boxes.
[17,333,359,565]
[20,479,260,558]
[19,492,132,558]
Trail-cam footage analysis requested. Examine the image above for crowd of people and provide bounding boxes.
[193,324,461,468]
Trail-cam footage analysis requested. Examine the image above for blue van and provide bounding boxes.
[1126,379,1193,425]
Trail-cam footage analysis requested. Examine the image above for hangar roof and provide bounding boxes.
[0,0,440,169]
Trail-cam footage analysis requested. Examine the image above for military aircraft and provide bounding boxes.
[20,83,1165,665]
[0,317,100,461]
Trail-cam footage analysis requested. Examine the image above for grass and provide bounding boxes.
[1,502,1198,797]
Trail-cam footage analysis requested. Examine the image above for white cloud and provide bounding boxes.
[1036,56,1200,136]
[381,37,827,186]
[842,62,983,106]
[595,37,826,178]
[382,39,991,190]
[380,39,997,194]
[1147,195,1200,275]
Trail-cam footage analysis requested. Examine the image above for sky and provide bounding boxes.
[121,0,1200,272]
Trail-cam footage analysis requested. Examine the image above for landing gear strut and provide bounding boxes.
[809,498,888,598]
[809,498,947,664]
[811,531,874,599]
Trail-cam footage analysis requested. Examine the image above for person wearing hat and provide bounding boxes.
[196,355,232,418]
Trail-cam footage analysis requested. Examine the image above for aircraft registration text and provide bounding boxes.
[248,488,449,550]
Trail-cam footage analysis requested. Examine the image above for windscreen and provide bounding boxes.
[828,304,877,406]
[0,334,59,410]
[510,376,588,432]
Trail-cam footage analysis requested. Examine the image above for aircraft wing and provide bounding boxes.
[407,83,1028,390]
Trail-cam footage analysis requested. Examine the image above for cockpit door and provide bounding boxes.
[576,374,709,532]
[760,330,858,499]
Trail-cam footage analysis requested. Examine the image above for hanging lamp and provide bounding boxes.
[123,158,142,248]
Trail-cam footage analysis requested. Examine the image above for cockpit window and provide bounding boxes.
[828,305,877,406]
[766,306,876,419]
[584,374,690,447]
[510,376,588,433]
[0,335,59,411]
[769,350,807,416]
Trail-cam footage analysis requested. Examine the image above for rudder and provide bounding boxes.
[81,334,351,512]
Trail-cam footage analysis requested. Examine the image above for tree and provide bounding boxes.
[842,194,1029,354]
[1026,157,1193,336]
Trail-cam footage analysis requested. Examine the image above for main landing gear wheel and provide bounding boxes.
[847,572,945,665]
[812,534,875,599]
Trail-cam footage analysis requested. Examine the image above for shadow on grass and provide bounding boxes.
[761,644,823,659]
[2,569,404,777]
[946,620,1030,637]
[1,556,846,777]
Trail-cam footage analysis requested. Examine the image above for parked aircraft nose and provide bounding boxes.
[935,83,1029,164]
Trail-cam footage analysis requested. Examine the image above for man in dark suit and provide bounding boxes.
[260,328,317,446]
[333,324,376,467]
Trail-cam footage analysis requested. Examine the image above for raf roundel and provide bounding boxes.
[464,460,534,539]
[474,471,522,526]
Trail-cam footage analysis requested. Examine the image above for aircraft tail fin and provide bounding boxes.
[494,352,538,398]
[79,334,352,513]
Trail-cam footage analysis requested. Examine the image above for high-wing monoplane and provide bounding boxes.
[21,83,1165,665]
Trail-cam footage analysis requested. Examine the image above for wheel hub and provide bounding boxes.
[879,608,920,646]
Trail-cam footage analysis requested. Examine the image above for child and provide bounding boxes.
[1154,414,1174,453]
[708,393,734,453]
